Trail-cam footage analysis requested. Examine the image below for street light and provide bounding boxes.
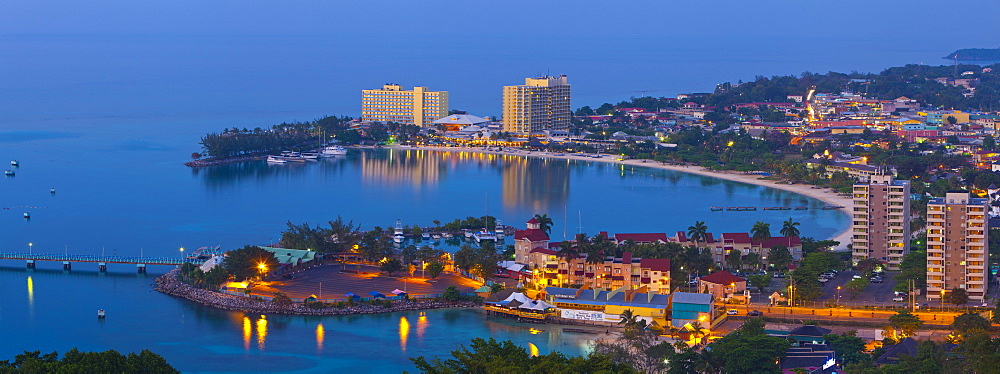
[28,243,32,254]
[179,247,184,260]
[836,286,841,306]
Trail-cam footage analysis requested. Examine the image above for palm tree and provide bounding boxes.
[750,221,771,243]
[780,218,801,247]
[533,214,553,235]
[618,309,638,328]
[687,221,708,247]
[556,241,578,260]
[585,249,604,288]
[688,321,710,346]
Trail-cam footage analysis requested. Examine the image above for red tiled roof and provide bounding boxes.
[529,247,556,255]
[622,252,632,264]
[704,233,715,244]
[699,270,746,285]
[526,217,539,224]
[640,258,671,273]
[755,236,802,248]
[614,233,668,243]
[674,231,688,242]
[720,233,752,244]
[515,228,549,242]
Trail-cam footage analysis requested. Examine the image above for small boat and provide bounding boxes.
[301,152,320,160]
[794,206,808,210]
[441,232,453,239]
[421,233,431,240]
[321,145,348,156]
[279,151,307,162]
[4,170,13,176]
[822,205,844,210]
[23,212,30,219]
[710,206,723,211]
[97,309,106,319]
[431,233,441,240]
[50,187,56,194]
[266,155,287,164]
[763,207,792,211]
[463,229,473,239]
[10,160,18,167]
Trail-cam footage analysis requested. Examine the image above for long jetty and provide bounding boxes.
[0,252,201,272]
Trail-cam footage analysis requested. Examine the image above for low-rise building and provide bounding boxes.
[545,286,670,325]
[669,292,714,329]
[696,270,747,301]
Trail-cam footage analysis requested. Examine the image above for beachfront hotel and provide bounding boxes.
[502,75,571,134]
[926,191,990,301]
[361,84,448,126]
[850,171,911,270]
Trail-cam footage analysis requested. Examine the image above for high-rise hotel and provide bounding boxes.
[926,191,990,301]
[361,84,448,126]
[502,75,571,134]
[850,172,911,269]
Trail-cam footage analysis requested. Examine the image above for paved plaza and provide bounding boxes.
[254,263,480,299]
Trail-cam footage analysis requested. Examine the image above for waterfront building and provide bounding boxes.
[926,191,990,301]
[850,172,911,269]
[666,231,803,266]
[361,84,448,126]
[545,286,670,325]
[502,75,571,134]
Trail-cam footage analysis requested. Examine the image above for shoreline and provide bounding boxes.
[154,269,480,316]
[391,145,853,250]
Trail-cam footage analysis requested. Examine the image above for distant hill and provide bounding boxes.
[944,48,1000,61]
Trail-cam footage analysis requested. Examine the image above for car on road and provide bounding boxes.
[870,277,883,283]
[727,309,739,315]
[773,273,785,278]
[818,277,830,283]
[892,295,906,302]
[747,310,763,316]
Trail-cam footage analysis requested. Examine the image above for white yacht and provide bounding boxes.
[393,219,405,244]
[266,155,287,163]
[421,232,431,240]
[321,145,348,156]
[301,152,320,160]
[473,229,497,243]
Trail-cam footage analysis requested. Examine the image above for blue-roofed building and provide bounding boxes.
[544,286,670,325]
[670,292,714,328]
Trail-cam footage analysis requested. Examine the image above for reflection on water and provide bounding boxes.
[316,323,325,352]
[399,316,410,352]
[243,316,252,350]
[361,149,443,188]
[417,314,428,340]
[529,342,539,357]
[256,315,268,350]
[26,276,34,312]
[502,156,569,213]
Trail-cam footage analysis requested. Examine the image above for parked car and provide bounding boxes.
[727,309,739,315]
[870,277,883,283]
[818,277,830,283]
[747,310,763,316]
[773,273,785,278]
[892,295,906,302]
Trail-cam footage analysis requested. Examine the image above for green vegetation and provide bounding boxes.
[0,349,177,373]
[788,252,846,303]
[703,318,790,373]
[824,331,870,366]
[280,217,361,254]
[178,262,229,289]
[888,310,924,338]
[453,243,502,279]
[223,245,281,282]
[410,337,634,373]
[946,287,969,305]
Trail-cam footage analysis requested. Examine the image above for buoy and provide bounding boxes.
[50,188,56,194]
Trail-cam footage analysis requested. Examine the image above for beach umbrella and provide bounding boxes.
[391,289,407,295]
[369,291,386,299]
[345,292,359,299]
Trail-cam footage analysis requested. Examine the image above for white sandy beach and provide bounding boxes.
[388,145,853,250]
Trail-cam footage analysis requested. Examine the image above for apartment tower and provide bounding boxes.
[502,75,571,134]
[361,84,448,126]
[850,171,911,269]
[926,191,990,301]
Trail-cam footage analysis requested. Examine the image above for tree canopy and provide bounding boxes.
[0,349,178,373]
[410,337,634,374]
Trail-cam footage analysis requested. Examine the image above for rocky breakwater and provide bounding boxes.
[154,269,479,315]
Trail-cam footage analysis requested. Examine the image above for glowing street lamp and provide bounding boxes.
[257,263,269,274]
[179,247,184,259]
[28,243,32,254]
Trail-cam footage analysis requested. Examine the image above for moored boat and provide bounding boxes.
[266,155,287,163]
[4,170,14,176]
[10,160,18,167]
[710,206,723,211]
[321,145,348,156]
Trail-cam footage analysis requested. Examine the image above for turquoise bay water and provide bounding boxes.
[0,119,847,372]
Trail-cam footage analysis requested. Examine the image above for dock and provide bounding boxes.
[0,252,201,272]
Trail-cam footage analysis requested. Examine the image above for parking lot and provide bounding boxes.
[252,263,480,299]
